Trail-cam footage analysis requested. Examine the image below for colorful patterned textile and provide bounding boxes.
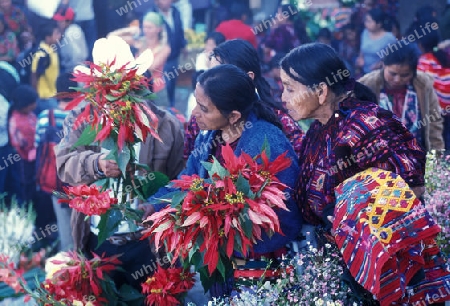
[333,167,450,306]
[381,85,424,148]
[0,30,19,60]
[295,97,426,226]
[2,5,28,37]
[264,24,301,54]
[8,110,37,161]
[183,109,304,160]
[418,52,450,110]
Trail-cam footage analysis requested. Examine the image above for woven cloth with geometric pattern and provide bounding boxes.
[333,167,450,305]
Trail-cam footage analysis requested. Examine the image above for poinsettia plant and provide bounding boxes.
[55,36,169,245]
[142,265,195,306]
[18,251,133,306]
[142,143,292,291]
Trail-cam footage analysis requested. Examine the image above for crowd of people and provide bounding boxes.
[1,0,450,304]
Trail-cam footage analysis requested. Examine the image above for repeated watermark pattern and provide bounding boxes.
[377,22,439,59]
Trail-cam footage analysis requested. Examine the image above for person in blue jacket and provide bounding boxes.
[144,64,302,297]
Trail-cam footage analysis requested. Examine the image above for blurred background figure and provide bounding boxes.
[417,18,450,150]
[0,62,21,206]
[215,2,256,48]
[356,8,396,74]
[0,12,18,64]
[53,4,88,74]
[69,0,96,59]
[8,84,38,205]
[35,73,75,251]
[263,4,301,55]
[335,23,360,76]
[109,11,171,107]
[185,31,225,118]
[359,44,445,151]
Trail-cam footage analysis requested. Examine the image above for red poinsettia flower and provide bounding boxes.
[142,265,195,306]
[44,251,121,305]
[59,185,118,216]
[144,143,293,278]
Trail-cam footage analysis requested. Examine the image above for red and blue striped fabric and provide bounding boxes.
[333,168,450,305]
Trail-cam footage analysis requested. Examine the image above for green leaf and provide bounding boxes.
[235,173,250,194]
[189,247,202,267]
[97,209,123,247]
[119,284,145,302]
[92,178,109,189]
[171,191,187,208]
[202,156,229,179]
[135,162,150,172]
[72,125,101,148]
[106,94,119,102]
[102,137,116,151]
[118,146,131,177]
[105,147,118,161]
[135,171,170,199]
[261,136,271,159]
[216,257,226,280]
[201,160,213,172]
[242,208,253,238]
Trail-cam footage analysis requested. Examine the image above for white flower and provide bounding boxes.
[74,36,154,76]
[45,251,71,279]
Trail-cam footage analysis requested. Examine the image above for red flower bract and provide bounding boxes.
[143,144,293,276]
[59,185,117,216]
[43,251,121,305]
[142,265,195,306]
[68,61,161,151]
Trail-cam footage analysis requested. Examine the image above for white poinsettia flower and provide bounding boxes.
[74,36,154,75]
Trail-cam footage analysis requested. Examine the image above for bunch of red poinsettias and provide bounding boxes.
[142,144,292,279]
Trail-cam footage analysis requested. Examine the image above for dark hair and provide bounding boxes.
[37,20,58,42]
[10,85,38,110]
[385,15,400,34]
[280,43,376,102]
[0,64,19,101]
[382,43,419,76]
[205,31,226,46]
[197,64,282,129]
[211,39,283,128]
[0,12,8,32]
[406,6,437,37]
[367,8,390,31]
[269,52,286,70]
[229,3,250,21]
[191,69,204,90]
[416,5,436,23]
[416,18,450,68]
[317,27,332,40]
[280,4,297,22]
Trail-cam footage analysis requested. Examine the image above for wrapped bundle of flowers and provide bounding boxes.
[206,242,355,306]
[424,149,450,257]
[21,251,122,305]
[142,265,195,306]
[0,196,35,266]
[142,143,292,294]
[54,36,167,244]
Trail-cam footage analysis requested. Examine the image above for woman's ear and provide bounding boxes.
[247,71,255,80]
[228,110,242,126]
[317,83,329,105]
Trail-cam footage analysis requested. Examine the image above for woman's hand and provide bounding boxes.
[138,203,156,220]
[98,154,121,178]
